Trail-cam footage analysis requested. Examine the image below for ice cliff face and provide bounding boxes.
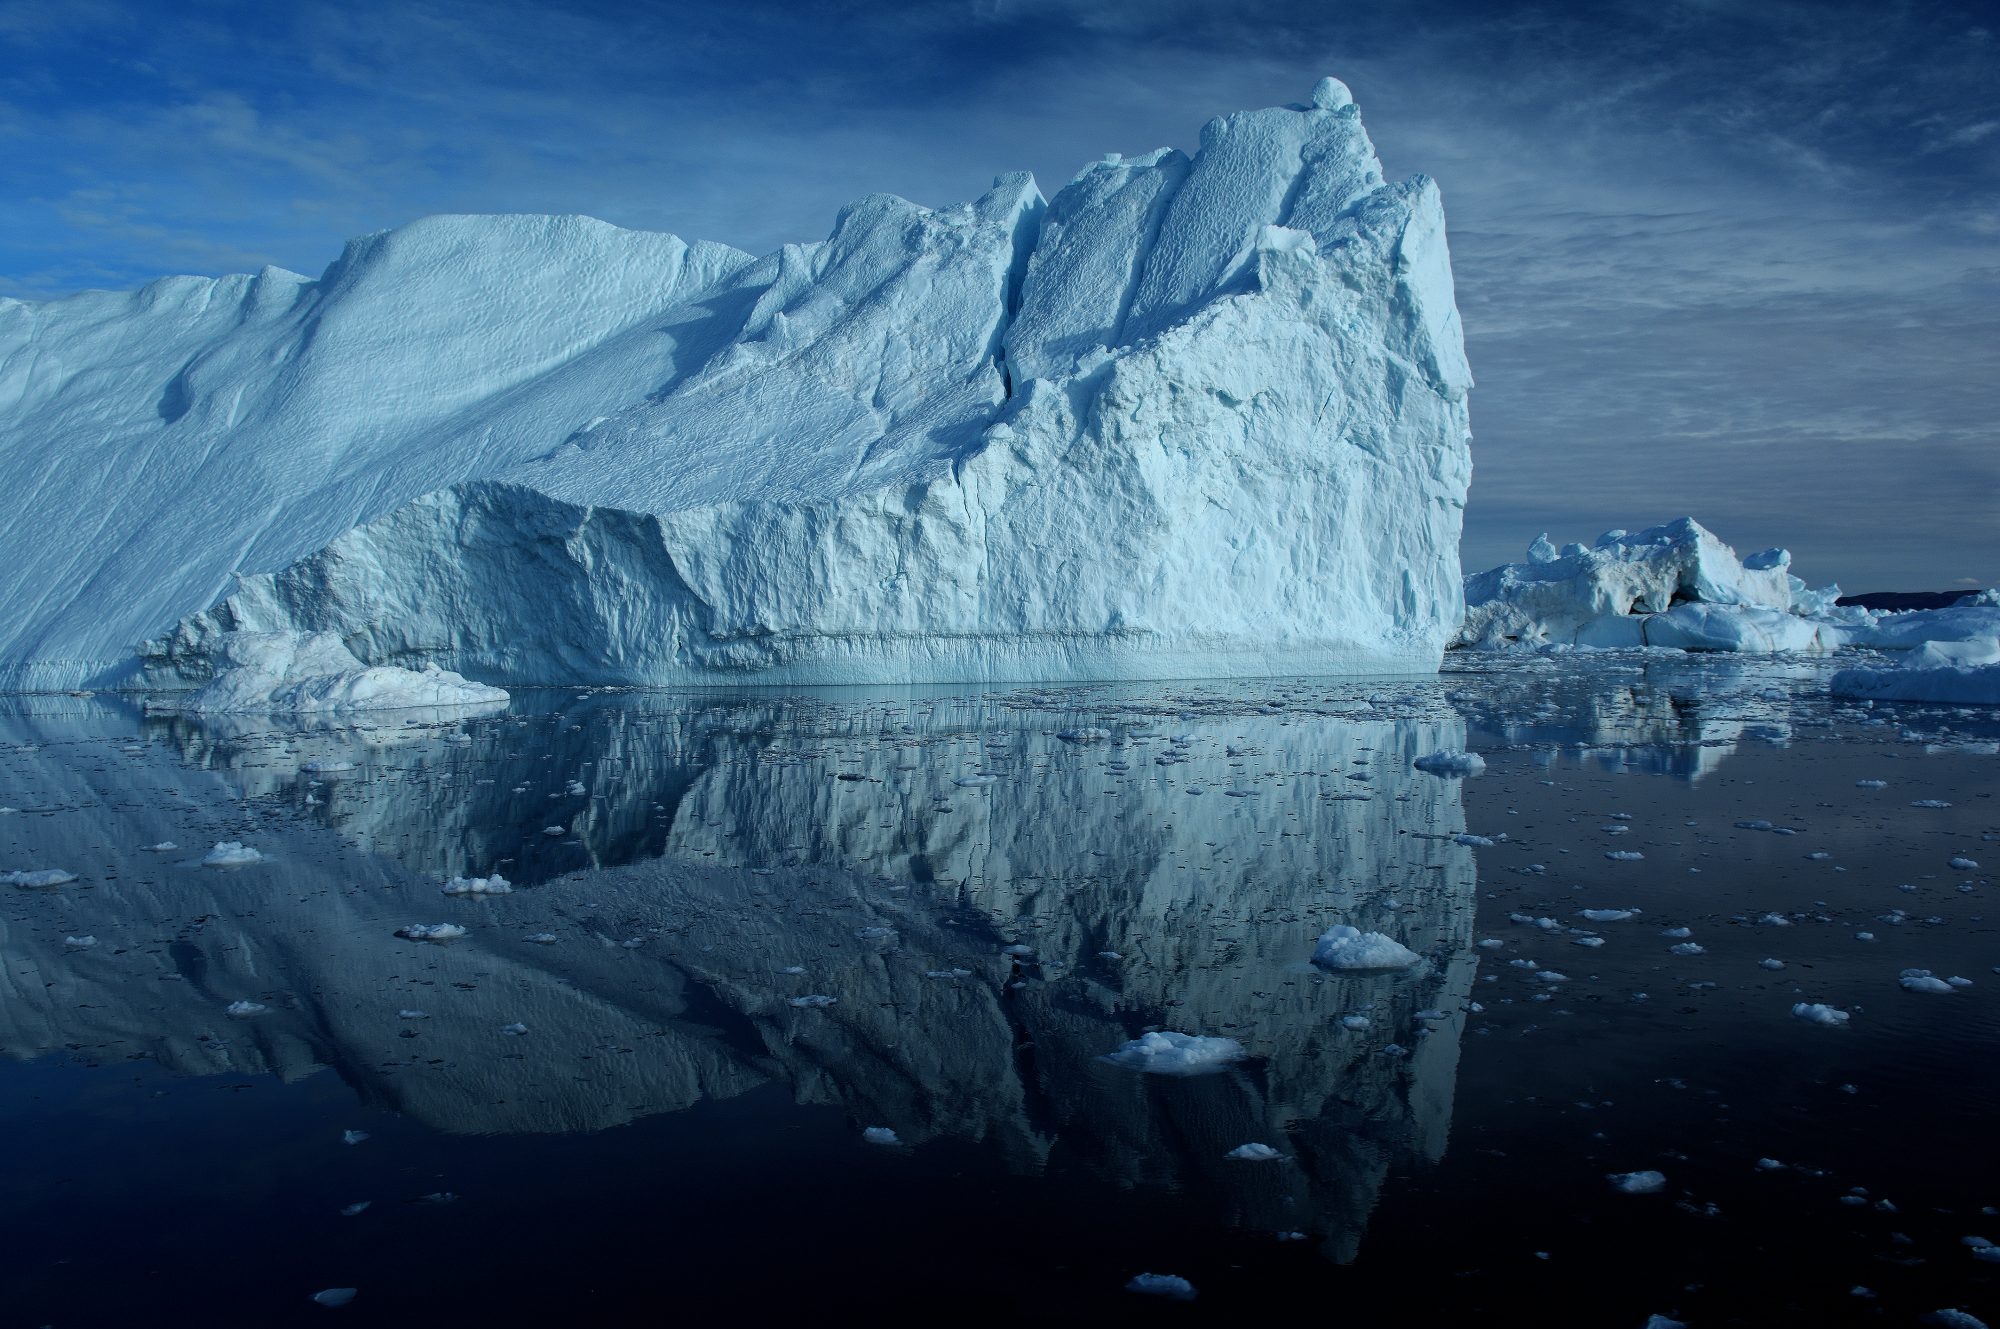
[0,78,1471,691]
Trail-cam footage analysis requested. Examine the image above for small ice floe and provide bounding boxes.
[310,1288,357,1308]
[1476,938,1505,949]
[1574,936,1606,948]
[925,968,974,979]
[500,1022,529,1035]
[1605,850,1644,862]
[397,1009,429,1020]
[1645,1317,1688,1329]
[144,841,177,852]
[862,1126,901,1146]
[855,926,894,940]
[1535,970,1570,983]
[339,1201,371,1217]
[1226,1143,1282,1161]
[1340,1015,1372,1030]
[1669,942,1706,956]
[418,1192,458,1205]
[201,842,265,868]
[1912,800,1953,809]
[341,1129,369,1145]
[1126,1273,1196,1300]
[1759,912,1793,927]
[1414,750,1485,777]
[1002,944,1035,958]
[1455,833,1496,847]
[1755,1158,1785,1171]
[1056,727,1111,742]
[63,935,98,948]
[1100,1031,1245,1075]
[1097,951,1122,961]
[5,868,79,888]
[565,780,586,796]
[440,873,512,896]
[789,994,836,1008]
[778,965,806,975]
[1759,958,1785,970]
[1311,925,1420,970]
[302,760,354,774]
[525,932,557,945]
[1949,857,1979,871]
[1736,819,1775,831]
[396,923,467,942]
[1855,779,1887,789]
[541,825,566,837]
[1792,1002,1851,1026]
[1856,931,1876,941]
[1661,927,1692,939]
[1609,1170,1667,1194]
[1925,1311,1990,1329]
[1581,908,1638,923]
[953,774,998,788]
[226,1000,267,1017]
[0,807,14,815]
[1900,969,1958,993]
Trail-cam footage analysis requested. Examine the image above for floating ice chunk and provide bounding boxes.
[340,1201,370,1217]
[1949,857,1979,871]
[1097,951,1122,961]
[789,994,836,1008]
[1759,958,1785,970]
[1002,944,1035,957]
[1226,1143,1282,1161]
[1100,1031,1245,1075]
[1855,779,1887,789]
[954,774,998,787]
[1610,1170,1667,1194]
[1581,909,1638,922]
[1311,925,1420,970]
[1924,1311,1990,1329]
[541,825,566,836]
[0,807,13,815]
[397,1009,428,1019]
[1913,800,1952,809]
[525,932,557,944]
[862,1126,901,1146]
[201,841,265,867]
[1900,969,1956,994]
[5,869,78,888]
[226,1000,268,1017]
[855,926,895,940]
[1056,727,1111,742]
[302,760,354,774]
[778,965,806,975]
[1735,820,1775,831]
[1455,833,1496,847]
[500,1022,529,1035]
[1661,927,1692,939]
[1759,912,1793,926]
[396,923,467,942]
[1755,1158,1784,1171]
[1126,1273,1197,1300]
[342,1129,369,1145]
[440,873,512,896]
[63,934,98,948]
[311,1288,357,1308]
[1414,751,1485,777]
[1340,1015,1372,1030]
[925,967,974,979]
[144,841,177,852]
[1476,938,1505,949]
[1573,936,1606,948]
[1605,850,1644,862]
[1669,942,1706,956]
[1535,970,1570,983]
[1793,1002,1850,1026]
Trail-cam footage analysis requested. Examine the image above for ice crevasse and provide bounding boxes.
[0,77,1474,695]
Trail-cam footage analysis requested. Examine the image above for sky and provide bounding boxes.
[2,0,1994,591]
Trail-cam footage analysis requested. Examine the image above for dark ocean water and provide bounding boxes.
[0,655,1993,1326]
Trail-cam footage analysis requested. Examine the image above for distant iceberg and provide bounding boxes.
[1,78,1472,692]
[1458,519,1999,657]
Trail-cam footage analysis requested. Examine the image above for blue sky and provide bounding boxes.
[3,0,1995,590]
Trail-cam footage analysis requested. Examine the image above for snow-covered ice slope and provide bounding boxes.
[2,78,1473,690]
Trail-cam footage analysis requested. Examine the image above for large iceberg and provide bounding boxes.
[0,78,1472,693]
[1458,519,2000,655]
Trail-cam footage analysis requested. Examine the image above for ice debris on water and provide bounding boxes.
[1760,958,1785,970]
[5,869,78,888]
[1100,1031,1245,1075]
[340,1202,370,1217]
[342,1130,369,1145]
[226,1000,267,1017]
[1899,969,1961,993]
[500,1022,529,1035]
[1414,751,1485,777]
[1669,942,1706,956]
[440,873,511,896]
[397,1009,428,1019]
[1581,909,1638,922]
[862,1127,901,1146]
[1913,800,1952,809]
[1610,1170,1667,1194]
[525,932,557,944]
[201,841,265,867]
[396,923,467,942]
[1311,925,1420,970]
[1455,833,1496,847]
[789,995,836,1008]
[1340,1015,1372,1031]
[1661,927,1692,939]
[145,841,177,852]
[1793,1002,1851,1026]
[541,825,566,837]
[1949,857,1979,871]
[63,934,97,948]
[311,1288,357,1308]
[1126,1273,1196,1300]
[1226,1143,1282,1161]
[1605,850,1644,861]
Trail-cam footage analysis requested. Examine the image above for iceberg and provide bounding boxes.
[1,78,1472,692]
[1459,519,2000,655]
[1830,638,2000,706]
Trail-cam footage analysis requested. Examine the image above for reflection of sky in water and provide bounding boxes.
[1,659,1995,1321]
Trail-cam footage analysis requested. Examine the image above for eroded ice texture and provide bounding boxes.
[0,79,1471,692]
